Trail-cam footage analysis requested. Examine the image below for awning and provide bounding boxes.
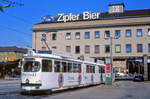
[128,59,150,63]
[128,59,143,62]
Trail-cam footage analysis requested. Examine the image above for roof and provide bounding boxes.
[108,3,125,7]
[36,9,150,25]
[0,46,28,54]
[101,9,150,19]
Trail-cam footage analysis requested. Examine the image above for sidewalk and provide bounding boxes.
[0,78,21,84]
[4,76,21,80]
[144,81,150,83]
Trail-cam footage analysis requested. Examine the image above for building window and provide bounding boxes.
[85,32,90,39]
[66,32,71,40]
[75,46,80,54]
[52,33,57,40]
[148,28,150,36]
[115,44,121,53]
[104,31,110,38]
[126,44,132,53]
[115,30,121,38]
[42,46,46,50]
[137,44,143,53]
[52,46,56,49]
[85,45,90,54]
[136,29,143,37]
[75,32,80,39]
[66,46,71,53]
[105,45,110,53]
[95,45,100,53]
[148,44,150,52]
[126,29,132,37]
[95,31,100,39]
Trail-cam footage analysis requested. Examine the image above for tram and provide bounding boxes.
[21,51,106,92]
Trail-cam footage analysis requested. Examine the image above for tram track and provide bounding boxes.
[0,90,20,95]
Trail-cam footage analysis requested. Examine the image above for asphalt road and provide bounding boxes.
[0,80,150,99]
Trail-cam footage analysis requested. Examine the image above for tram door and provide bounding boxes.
[148,63,150,80]
[100,67,103,83]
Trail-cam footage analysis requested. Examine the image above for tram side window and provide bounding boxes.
[101,67,105,73]
[86,65,88,73]
[90,66,95,73]
[42,60,52,72]
[86,65,90,73]
[93,66,95,73]
[73,63,78,73]
[78,64,81,73]
[68,63,73,72]
[62,62,68,72]
[98,66,101,73]
[90,66,93,73]
[54,61,61,72]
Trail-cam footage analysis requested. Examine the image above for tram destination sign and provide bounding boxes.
[57,12,101,22]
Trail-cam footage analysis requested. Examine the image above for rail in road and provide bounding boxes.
[0,80,150,99]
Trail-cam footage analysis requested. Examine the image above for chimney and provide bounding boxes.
[108,3,125,14]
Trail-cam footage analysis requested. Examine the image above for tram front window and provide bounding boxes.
[23,61,40,72]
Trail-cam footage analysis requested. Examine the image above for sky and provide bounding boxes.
[0,0,150,47]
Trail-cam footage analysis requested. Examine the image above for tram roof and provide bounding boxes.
[24,53,62,59]
[24,53,82,62]
[24,51,105,65]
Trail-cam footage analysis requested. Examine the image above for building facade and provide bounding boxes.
[32,4,150,80]
[0,46,27,62]
[0,46,28,78]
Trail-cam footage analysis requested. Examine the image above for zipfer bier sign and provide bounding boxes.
[57,12,101,22]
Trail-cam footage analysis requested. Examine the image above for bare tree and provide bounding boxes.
[0,0,23,12]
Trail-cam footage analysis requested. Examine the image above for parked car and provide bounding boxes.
[133,74,144,82]
[116,72,127,77]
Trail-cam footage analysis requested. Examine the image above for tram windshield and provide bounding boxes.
[23,61,40,72]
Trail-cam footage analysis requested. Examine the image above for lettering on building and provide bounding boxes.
[57,12,100,22]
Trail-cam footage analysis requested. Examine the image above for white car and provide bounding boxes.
[116,72,126,76]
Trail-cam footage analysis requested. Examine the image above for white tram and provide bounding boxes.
[21,51,106,92]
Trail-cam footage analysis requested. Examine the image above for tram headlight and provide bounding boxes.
[36,80,41,83]
[26,79,29,84]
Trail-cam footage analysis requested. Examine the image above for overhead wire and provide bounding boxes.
[0,6,34,45]
[0,1,37,46]
[0,23,31,45]
[3,12,33,25]
[0,24,32,46]
[0,24,31,37]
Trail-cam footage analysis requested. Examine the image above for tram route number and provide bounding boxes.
[22,73,36,77]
